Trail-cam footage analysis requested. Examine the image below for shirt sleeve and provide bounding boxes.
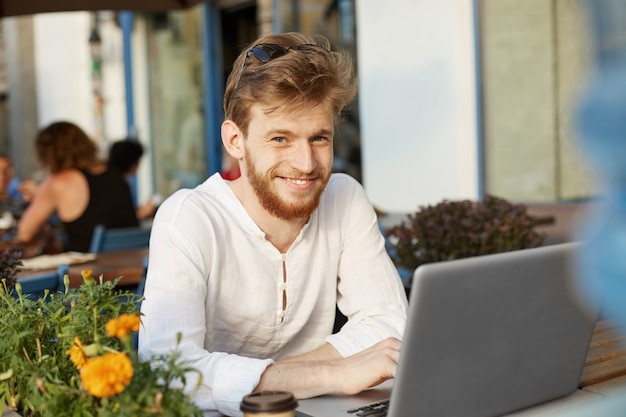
[324,175,409,357]
[137,192,273,417]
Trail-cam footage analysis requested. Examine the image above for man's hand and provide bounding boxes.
[255,337,401,399]
[333,337,401,394]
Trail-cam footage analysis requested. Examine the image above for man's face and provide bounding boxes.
[241,104,334,220]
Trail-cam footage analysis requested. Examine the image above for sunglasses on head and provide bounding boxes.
[235,43,329,86]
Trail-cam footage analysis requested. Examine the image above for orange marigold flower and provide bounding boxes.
[66,337,89,369]
[105,314,141,339]
[80,352,133,398]
[81,269,95,286]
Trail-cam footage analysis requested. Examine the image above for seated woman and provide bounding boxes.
[17,121,139,253]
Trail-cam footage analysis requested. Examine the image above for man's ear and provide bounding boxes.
[222,120,244,159]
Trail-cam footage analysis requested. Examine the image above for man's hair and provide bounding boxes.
[35,121,98,173]
[109,139,145,174]
[223,32,357,137]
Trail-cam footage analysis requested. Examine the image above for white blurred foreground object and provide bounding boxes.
[0,211,14,229]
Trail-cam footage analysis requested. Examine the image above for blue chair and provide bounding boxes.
[89,224,151,253]
[16,263,69,301]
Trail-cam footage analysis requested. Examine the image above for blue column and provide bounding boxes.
[119,11,138,204]
[200,4,224,175]
[272,0,280,33]
[338,0,354,44]
[119,11,136,138]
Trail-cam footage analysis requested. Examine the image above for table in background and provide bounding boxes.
[17,247,149,289]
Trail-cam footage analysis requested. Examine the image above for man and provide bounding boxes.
[0,154,27,229]
[138,32,408,417]
[108,139,159,220]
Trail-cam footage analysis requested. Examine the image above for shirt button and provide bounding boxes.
[279,283,286,291]
[277,311,285,319]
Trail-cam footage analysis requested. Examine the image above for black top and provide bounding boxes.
[63,168,139,252]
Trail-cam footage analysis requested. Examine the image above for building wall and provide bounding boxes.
[2,12,139,188]
[480,0,595,202]
[356,0,479,212]
[357,0,595,213]
[33,12,127,154]
[555,0,596,199]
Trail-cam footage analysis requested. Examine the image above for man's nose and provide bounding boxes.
[289,141,316,174]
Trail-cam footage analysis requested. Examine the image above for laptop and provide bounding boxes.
[297,242,598,417]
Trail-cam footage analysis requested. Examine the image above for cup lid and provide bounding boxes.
[240,391,298,413]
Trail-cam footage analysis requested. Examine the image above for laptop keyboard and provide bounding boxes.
[346,400,389,416]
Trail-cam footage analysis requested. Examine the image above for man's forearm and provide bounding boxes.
[254,338,401,400]
[254,343,342,398]
[278,342,342,364]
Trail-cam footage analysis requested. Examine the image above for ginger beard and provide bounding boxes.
[244,150,330,220]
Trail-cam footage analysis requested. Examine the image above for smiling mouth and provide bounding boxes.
[280,177,314,185]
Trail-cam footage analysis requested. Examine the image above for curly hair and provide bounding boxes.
[223,32,357,137]
[35,121,98,173]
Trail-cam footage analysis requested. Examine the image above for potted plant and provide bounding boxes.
[0,263,203,417]
[385,195,545,286]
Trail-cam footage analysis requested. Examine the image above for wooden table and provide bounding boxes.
[17,247,149,289]
[579,319,626,394]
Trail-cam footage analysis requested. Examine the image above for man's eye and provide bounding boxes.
[312,136,328,143]
[272,137,287,143]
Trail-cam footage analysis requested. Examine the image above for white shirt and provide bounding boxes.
[138,173,408,417]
